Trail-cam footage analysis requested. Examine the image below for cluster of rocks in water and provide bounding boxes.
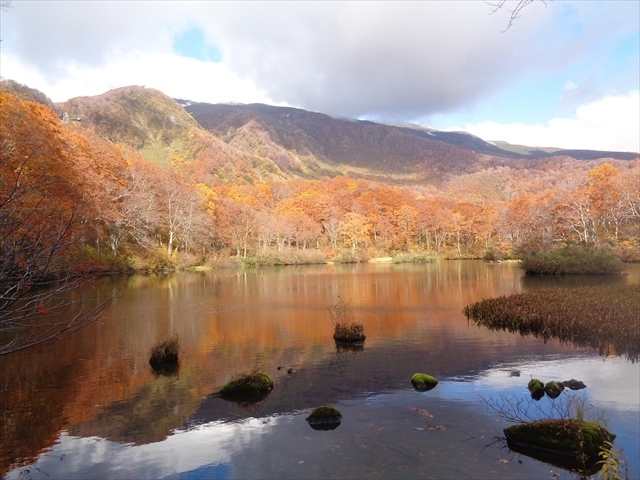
[527,377,587,400]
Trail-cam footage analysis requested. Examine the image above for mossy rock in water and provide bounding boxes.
[527,378,545,400]
[411,373,438,391]
[505,419,615,458]
[527,378,544,393]
[306,406,342,431]
[544,381,565,399]
[220,372,274,400]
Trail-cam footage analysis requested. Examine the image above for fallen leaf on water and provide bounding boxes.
[409,407,433,418]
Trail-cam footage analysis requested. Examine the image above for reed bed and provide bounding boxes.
[464,285,639,361]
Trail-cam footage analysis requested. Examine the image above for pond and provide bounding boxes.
[1,261,639,479]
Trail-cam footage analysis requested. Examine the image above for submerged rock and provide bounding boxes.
[562,379,587,390]
[411,373,438,391]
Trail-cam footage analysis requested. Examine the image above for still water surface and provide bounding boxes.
[1,261,639,479]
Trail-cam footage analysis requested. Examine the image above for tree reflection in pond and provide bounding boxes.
[1,262,638,479]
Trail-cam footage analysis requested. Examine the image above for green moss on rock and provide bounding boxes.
[306,405,342,430]
[544,381,565,399]
[527,378,544,393]
[505,419,615,457]
[220,371,274,398]
[307,406,342,421]
[411,373,438,391]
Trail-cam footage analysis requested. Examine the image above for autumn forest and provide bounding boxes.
[1,83,639,281]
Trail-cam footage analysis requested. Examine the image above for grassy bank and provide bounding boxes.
[464,284,639,361]
[520,245,625,275]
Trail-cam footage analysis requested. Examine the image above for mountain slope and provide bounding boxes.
[182,101,638,180]
[52,84,637,184]
[182,101,482,180]
[59,86,211,169]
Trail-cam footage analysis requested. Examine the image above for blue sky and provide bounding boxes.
[173,27,222,63]
[0,1,638,151]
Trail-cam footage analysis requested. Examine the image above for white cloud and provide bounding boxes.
[0,1,637,152]
[458,91,640,152]
[196,1,549,119]
[1,51,278,105]
[1,1,548,114]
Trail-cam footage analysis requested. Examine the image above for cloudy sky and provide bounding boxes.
[1,1,638,152]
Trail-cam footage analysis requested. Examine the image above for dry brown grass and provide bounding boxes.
[329,297,366,343]
[464,284,639,361]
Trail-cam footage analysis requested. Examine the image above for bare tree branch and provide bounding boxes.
[485,0,549,32]
[0,199,115,355]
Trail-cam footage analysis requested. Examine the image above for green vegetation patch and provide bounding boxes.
[464,284,639,361]
[392,252,440,264]
[242,249,327,267]
[520,245,624,275]
[220,369,274,399]
[411,373,438,391]
[505,420,615,458]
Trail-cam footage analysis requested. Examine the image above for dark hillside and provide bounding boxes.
[182,101,638,183]
[182,101,482,179]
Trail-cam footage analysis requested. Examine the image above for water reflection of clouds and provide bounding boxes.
[7,368,638,480]
[5,417,287,480]
[433,354,639,412]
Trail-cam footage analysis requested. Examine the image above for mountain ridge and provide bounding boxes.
[5,80,636,185]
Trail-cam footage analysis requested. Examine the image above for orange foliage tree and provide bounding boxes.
[0,90,112,354]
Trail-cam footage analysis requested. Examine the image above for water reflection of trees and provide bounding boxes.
[2,263,606,475]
